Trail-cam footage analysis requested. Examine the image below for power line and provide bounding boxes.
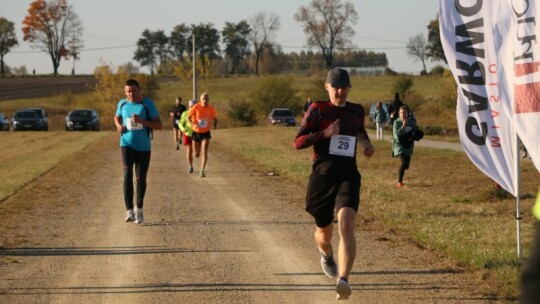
[12,44,136,54]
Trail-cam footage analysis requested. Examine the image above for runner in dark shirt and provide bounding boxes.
[170,97,187,150]
[295,68,374,300]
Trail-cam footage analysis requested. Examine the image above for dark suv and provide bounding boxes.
[26,108,48,131]
[11,110,47,131]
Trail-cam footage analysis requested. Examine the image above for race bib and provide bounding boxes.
[126,117,143,130]
[174,119,180,125]
[198,119,208,129]
[329,135,356,157]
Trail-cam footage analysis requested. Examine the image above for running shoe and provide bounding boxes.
[134,207,144,224]
[125,209,135,222]
[176,144,179,150]
[336,277,351,300]
[200,170,205,178]
[188,166,193,173]
[320,249,338,278]
[396,182,404,188]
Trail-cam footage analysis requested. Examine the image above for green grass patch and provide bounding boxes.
[0,131,111,202]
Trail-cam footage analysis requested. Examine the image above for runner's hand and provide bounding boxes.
[364,144,375,157]
[323,119,340,138]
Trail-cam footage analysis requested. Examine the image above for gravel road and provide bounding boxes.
[0,131,503,303]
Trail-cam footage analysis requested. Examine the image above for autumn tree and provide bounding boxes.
[294,0,358,68]
[22,0,83,75]
[0,17,18,75]
[248,12,280,75]
[222,20,251,74]
[406,33,428,74]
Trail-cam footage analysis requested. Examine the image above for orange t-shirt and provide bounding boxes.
[188,103,217,133]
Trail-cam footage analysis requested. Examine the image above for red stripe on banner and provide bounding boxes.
[515,62,540,77]
[514,82,540,114]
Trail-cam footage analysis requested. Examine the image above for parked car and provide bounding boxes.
[0,113,10,131]
[26,108,49,131]
[11,110,47,131]
[65,109,100,131]
[268,108,296,126]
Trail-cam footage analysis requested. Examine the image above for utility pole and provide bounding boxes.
[192,34,197,101]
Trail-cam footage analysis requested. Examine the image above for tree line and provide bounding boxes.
[0,0,446,76]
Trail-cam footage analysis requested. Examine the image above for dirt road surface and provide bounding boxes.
[0,131,502,303]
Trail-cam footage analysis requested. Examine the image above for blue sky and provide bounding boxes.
[3,0,440,75]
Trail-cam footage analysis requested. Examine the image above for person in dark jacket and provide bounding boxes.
[387,93,404,126]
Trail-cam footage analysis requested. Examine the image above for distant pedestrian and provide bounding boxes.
[387,92,404,126]
[374,101,387,140]
[170,97,187,150]
[113,79,163,224]
[304,97,313,113]
[295,68,375,300]
[188,92,217,177]
[392,105,417,188]
[178,99,196,173]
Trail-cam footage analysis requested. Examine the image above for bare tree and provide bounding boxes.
[22,0,84,75]
[294,0,358,68]
[406,33,428,74]
[66,32,83,75]
[248,12,280,75]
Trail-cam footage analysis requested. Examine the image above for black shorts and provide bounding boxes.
[173,118,180,129]
[305,170,361,228]
[192,131,211,142]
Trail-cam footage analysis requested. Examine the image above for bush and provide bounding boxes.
[249,76,302,115]
[430,65,446,76]
[227,99,257,126]
[391,75,414,100]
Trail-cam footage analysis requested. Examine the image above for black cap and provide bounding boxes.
[326,68,351,88]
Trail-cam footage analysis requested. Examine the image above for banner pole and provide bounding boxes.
[516,134,522,259]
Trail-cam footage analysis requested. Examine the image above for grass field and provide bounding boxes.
[0,74,455,131]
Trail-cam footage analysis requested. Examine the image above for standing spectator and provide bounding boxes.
[374,101,387,140]
[294,68,375,300]
[178,99,196,173]
[188,92,218,177]
[387,92,404,126]
[113,79,162,224]
[392,105,417,188]
[170,97,187,150]
[304,97,313,113]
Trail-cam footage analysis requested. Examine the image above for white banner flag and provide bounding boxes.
[495,0,540,173]
[439,0,517,196]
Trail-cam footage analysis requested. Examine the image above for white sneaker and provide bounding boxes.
[134,207,144,224]
[125,209,135,222]
[336,277,351,300]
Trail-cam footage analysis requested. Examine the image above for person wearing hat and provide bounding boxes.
[294,68,375,300]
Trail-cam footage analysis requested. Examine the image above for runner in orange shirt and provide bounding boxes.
[188,92,217,177]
